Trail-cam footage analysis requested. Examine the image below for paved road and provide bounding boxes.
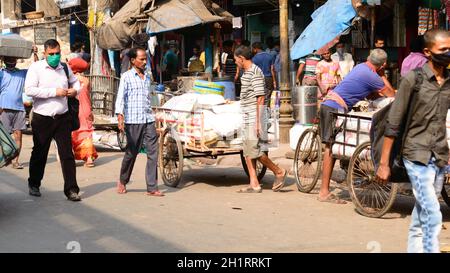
[1,135,449,252]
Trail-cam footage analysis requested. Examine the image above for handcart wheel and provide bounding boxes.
[442,176,450,207]
[159,127,184,187]
[240,151,267,182]
[347,141,398,218]
[293,128,322,193]
[117,130,127,152]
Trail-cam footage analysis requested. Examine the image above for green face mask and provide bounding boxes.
[47,54,61,68]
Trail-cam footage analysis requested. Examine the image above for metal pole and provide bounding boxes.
[370,5,376,48]
[278,0,294,144]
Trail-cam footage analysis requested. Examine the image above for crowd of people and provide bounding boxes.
[1,29,450,252]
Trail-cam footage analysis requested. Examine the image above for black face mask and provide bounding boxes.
[430,51,450,67]
[4,62,16,70]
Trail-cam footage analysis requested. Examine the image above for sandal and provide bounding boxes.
[12,162,24,169]
[236,186,262,193]
[272,168,287,192]
[146,190,165,197]
[318,193,347,204]
[117,181,127,194]
[84,162,95,168]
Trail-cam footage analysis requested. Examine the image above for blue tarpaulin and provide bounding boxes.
[290,0,357,60]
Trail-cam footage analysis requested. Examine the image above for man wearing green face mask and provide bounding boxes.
[24,39,82,202]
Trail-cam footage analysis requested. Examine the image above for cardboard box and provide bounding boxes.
[0,34,33,59]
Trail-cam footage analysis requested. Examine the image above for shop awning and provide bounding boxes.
[146,0,233,35]
[290,0,357,60]
[96,0,154,50]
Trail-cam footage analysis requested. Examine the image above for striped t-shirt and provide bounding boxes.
[240,64,265,124]
[299,54,321,79]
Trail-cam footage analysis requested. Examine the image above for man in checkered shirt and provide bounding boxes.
[115,47,164,197]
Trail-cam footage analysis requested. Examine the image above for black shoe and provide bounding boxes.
[29,186,41,197]
[67,192,82,202]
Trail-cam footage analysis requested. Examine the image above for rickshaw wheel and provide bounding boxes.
[293,128,322,193]
[347,142,398,218]
[159,127,183,187]
[117,130,127,152]
[442,178,450,207]
[240,151,267,182]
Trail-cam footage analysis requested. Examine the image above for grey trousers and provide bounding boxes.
[120,122,159,192]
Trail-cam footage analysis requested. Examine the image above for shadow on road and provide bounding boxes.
[0,170,186,253]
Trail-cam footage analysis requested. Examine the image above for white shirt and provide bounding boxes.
[25,60,81,117]
[331,52,355,79]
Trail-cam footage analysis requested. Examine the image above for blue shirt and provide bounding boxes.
[323,63,385,110]
[0,68,27,111]
[115,67,154,124]
[252,51,274,77]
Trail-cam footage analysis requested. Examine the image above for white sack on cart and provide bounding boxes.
[335,116,372,133]
[368,97,395,111]
[212,101,241,114]
[334,131,370,146]
[201,110,243,138]
[196,94,226,110]
[162,93,200,112]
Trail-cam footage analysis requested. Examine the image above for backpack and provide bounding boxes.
[61,63,80,131]
[370,68,424,183]
[0,123,19,168]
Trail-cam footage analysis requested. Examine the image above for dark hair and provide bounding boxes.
[266,36,275,48]
[223,40,234,48]
[410,35,425,53]
[375,36,385,42]
[70,41,84,53]
[193,45,201,51]
[234,45,252,60]
[44,39,60,50]
[252,42,263,50]
[242,40,251,47]
[127,47,146,60]
[424,29,450,49]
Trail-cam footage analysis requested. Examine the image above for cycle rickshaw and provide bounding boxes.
[293,110,450,218]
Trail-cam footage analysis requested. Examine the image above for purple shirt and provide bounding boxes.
[400,52,428,77]
[323,63,384,110]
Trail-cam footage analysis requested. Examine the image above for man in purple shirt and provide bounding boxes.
[401,35,428,77]
[318,49,395,204]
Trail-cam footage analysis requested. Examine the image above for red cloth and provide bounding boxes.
[68,58,90,74]
[71,74,98,161]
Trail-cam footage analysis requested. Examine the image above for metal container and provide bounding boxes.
[292,85,318,125]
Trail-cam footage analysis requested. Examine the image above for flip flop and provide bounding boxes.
[318,193,347,204]
[12,162,24,169]
[84,162,95,168]
[272,169,287,192]
[236,186,262,193]
[146,190,165,197]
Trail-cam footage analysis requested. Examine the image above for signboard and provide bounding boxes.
[34,27,57,45]
[55,0,81,9]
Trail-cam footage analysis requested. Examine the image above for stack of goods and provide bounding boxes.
[157,93,243,148]
[332,114,372,158]
[331,97,393,158]
[0,34,33,58]
[192,80,225,96]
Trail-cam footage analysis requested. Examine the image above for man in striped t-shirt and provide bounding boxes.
[234,45,287,193]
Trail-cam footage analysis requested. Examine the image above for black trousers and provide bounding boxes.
[120,123,159,192]
[28,112,79,197]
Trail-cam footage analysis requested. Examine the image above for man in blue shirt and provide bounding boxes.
[0,56,28,169]
[252,42,276,108]
[318,49,395,204]
[115,47,164,197]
